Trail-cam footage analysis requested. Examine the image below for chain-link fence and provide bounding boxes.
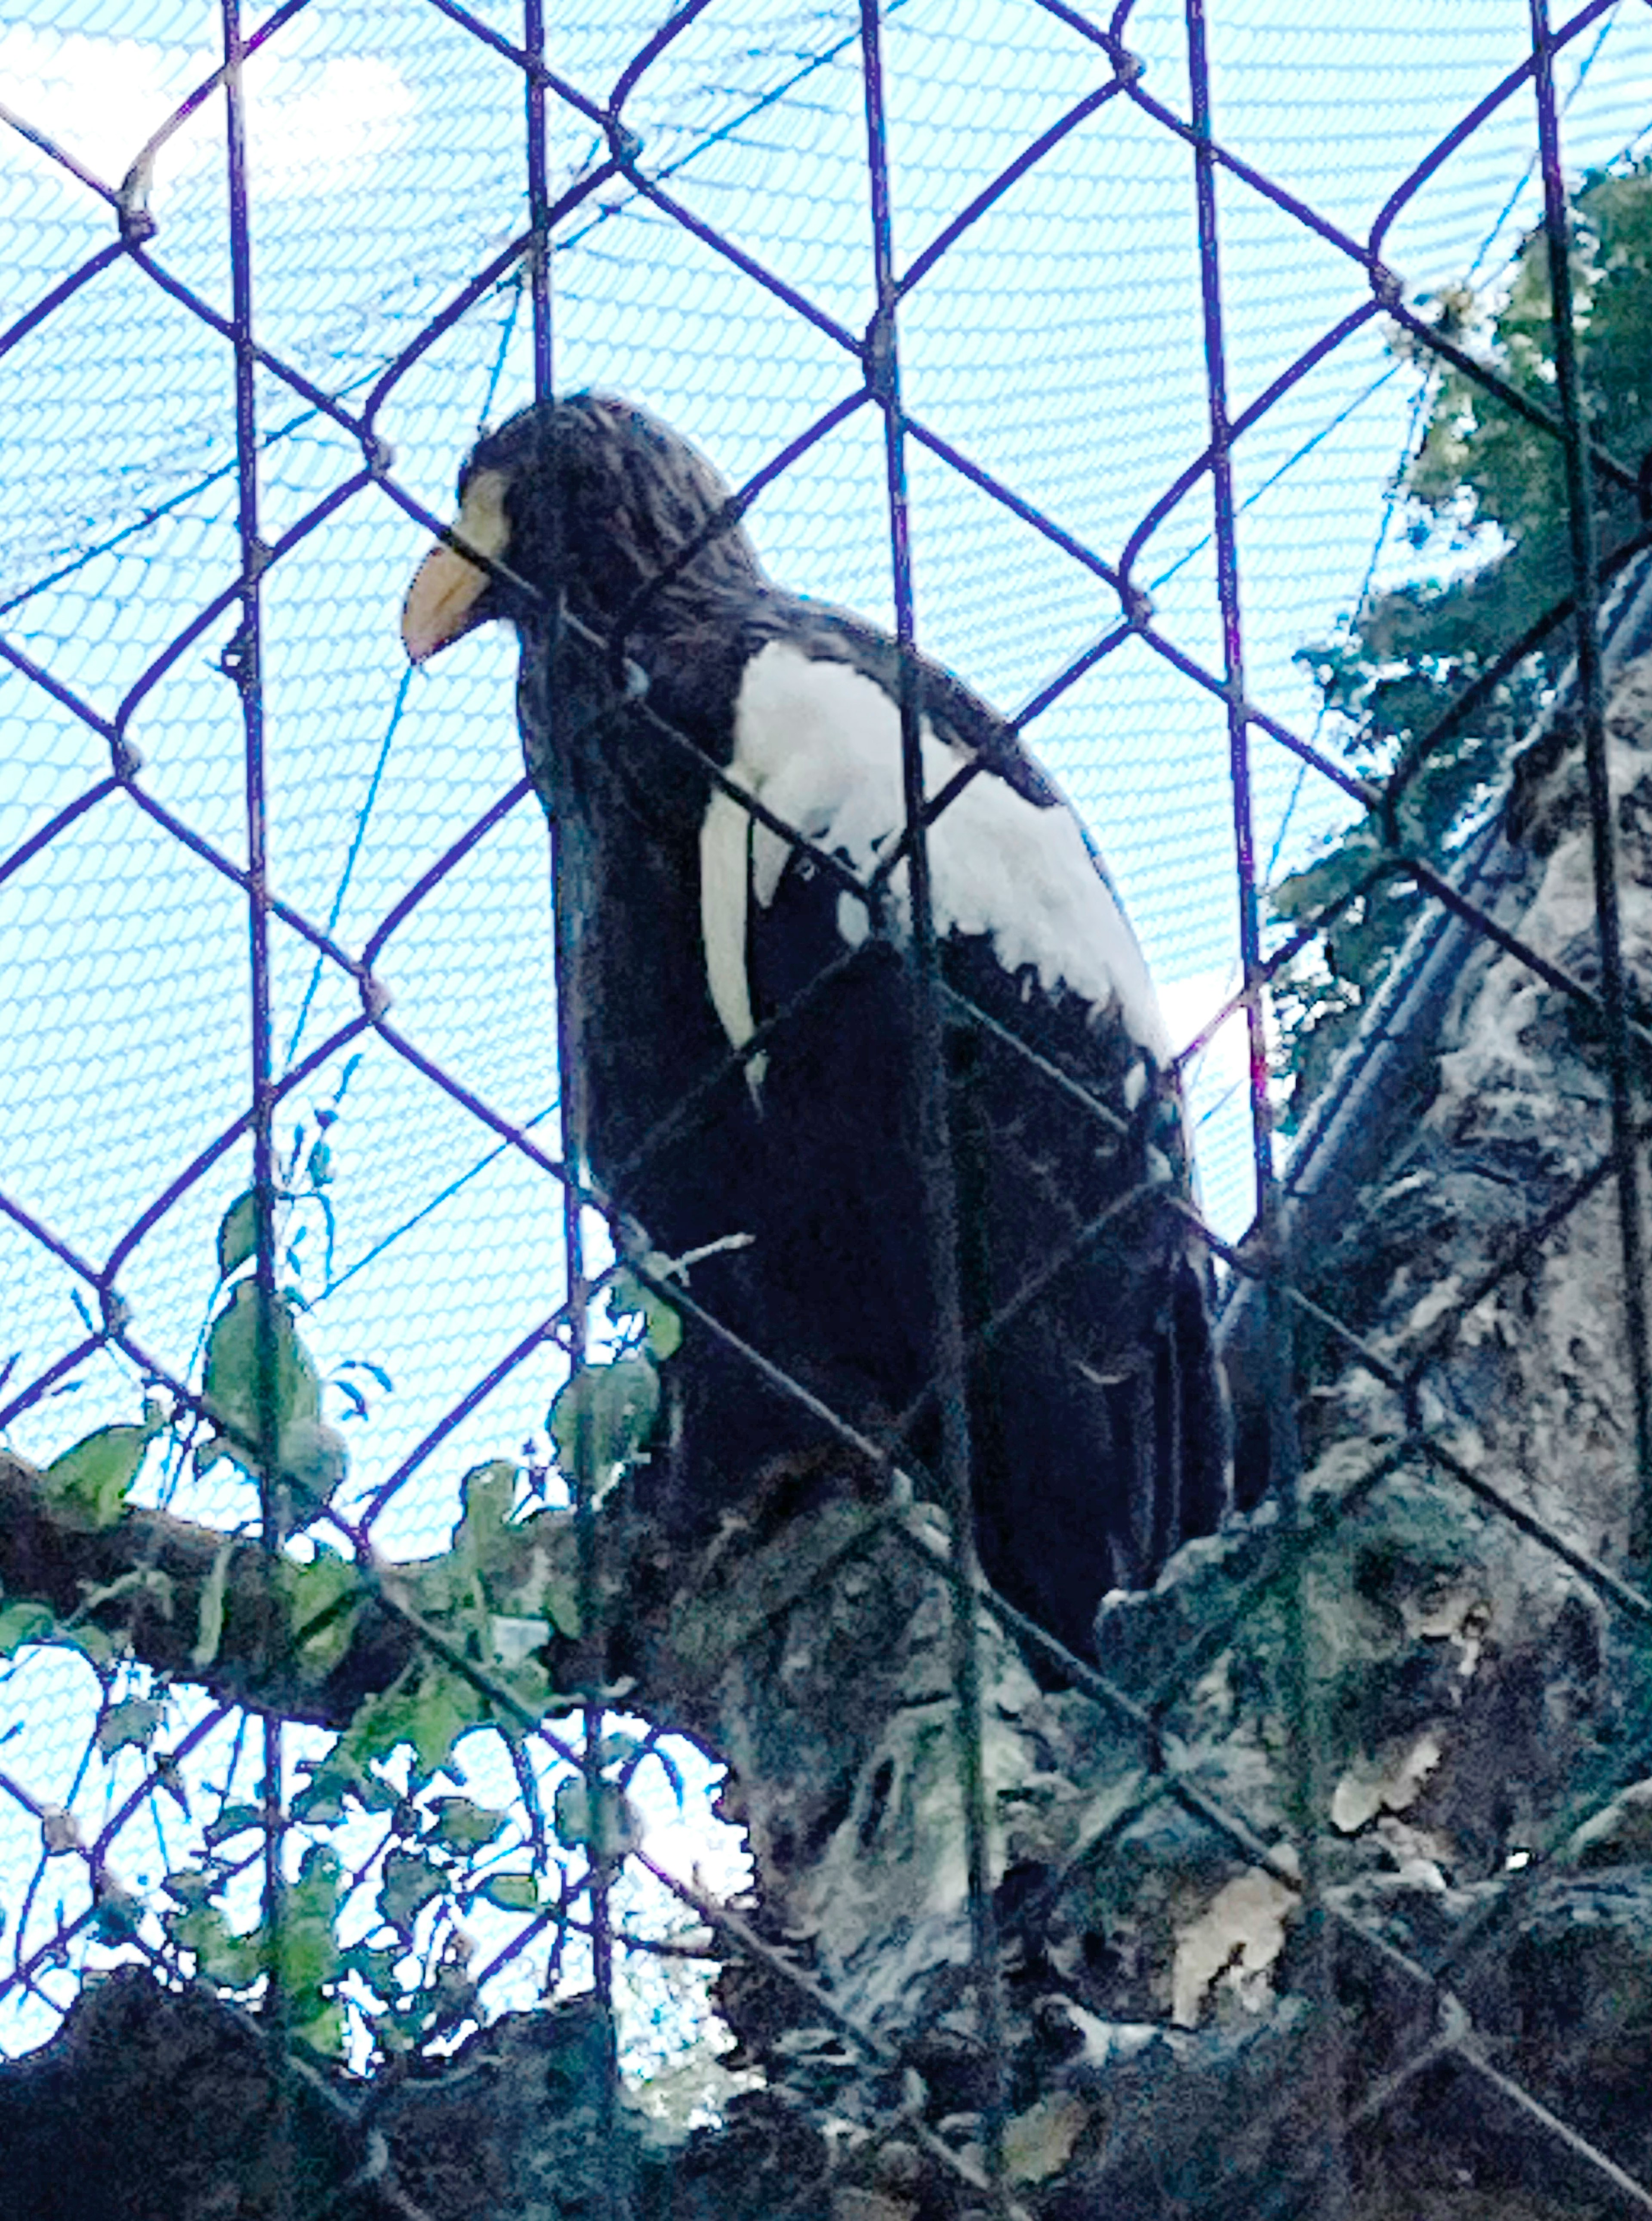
[3,1,1652,2214]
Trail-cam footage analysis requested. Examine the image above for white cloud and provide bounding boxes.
[1159,964,1251,1107]
[0,25,206,196]
[247,52,415,197]
[0,26,413,207]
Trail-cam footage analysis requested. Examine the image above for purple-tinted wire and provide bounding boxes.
[1186,0,1272,1251]
[8,1,1652,2139]
[108,574,246,738]
[1430,1431,1652,1626]
[362,232,542,430]
[1122,77,1388,280]
[0,1191,101,1295]
[871,16,1013,2183]
[115,0,319,235]
[1117,299,1382,597]
[524,0,554,401]
[1408,854,1652,1048]
[0,244,124,366]
[0,630,117,740]
[607,0,722,117]
[372,1019,573,1191]
[1367,0,1617,259]
[1171,879,1375,1078]
[356,1287,601,1532]
[0,1903,100,2016]
[370,468,555,627]
[120,241,373,451]
[358,776,536,972]
[1383,523,1652,832]
[88,1705,232,1875]
[99,1018,370,1290]
[897,73,1131,299]
[607,384,872,655]
[107,1320,371,1563]
[0,1334,105,1438]
[1013,620,1136,727]
[218,0,289,2052]
[0,778,121,895]
[113,468,373,738]
[1138,618,1378,805]
[1026,0,1132,66]
[361,164,622,432]
[613,166,865,360]
[1529,0,1652,1539]
[0,101,119,205]
[121,783,373,992]
[416,0,608,128]
[1384,299,1639,497]
[904,415,1126,595]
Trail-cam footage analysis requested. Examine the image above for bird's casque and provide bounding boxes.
[403,392,1230,1668]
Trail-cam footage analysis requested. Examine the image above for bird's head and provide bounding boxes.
[401,392,764,663]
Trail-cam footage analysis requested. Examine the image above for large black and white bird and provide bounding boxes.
[402,393,1228,1667]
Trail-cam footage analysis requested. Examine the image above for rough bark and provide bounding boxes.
[7,658,1652,2215]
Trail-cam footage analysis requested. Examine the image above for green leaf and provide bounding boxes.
[290,1997,345,2059]
[597,1731,644,1775]
[607,1268,683,1363]
[171,1900,260,1989]
[378,1849,446,1938]
[279,1844,344,2002]
[43,1419,160,1530]
[277,1549,363,1682]
[0,1601,54,1656]
[202,1282,345,1504]
[340,1939,404,2004]
[427,1796,506,1852]
[489,1613,551,1666]
[163,1866,213,1913]
[277,1418,350,1506]
[474,1871,539,1913]
[204,1801,265,1846]
[456,1458,518,1542]
[97,1697,163,1756]
[407,1663,479,1776]
[548,1357,660,1503]
[290,1771,348,1825]
[552,1776,639,1859]
[290,1756,391,1826]
[216,1188,259,1280]
[60,1622,115,1666]
[339,1660,481,1785]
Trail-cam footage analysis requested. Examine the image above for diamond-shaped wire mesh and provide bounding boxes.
[3,0,1652,2212]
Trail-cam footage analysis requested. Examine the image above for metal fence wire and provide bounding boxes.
[3,0,1652,2215]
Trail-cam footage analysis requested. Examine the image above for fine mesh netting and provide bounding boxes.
[3,0,1652,2124]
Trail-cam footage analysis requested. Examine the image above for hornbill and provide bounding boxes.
[403,392,1229,1667]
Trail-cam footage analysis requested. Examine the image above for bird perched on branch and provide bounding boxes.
[402,393,1228,1668]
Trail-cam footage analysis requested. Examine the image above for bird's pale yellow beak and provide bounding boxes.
[401,469,512,664]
